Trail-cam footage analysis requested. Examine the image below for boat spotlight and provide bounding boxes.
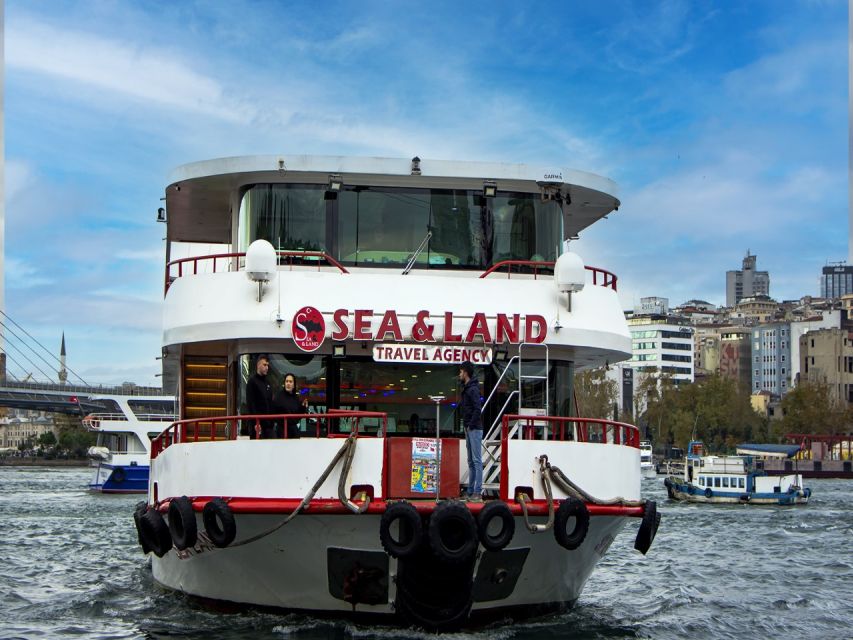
[555,251,585,311]
[245,239,278,302]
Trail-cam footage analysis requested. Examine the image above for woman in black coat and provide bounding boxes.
[274,372,308,438]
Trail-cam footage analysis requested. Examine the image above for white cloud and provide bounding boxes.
[6,18,254,123]
[4,257,54,289]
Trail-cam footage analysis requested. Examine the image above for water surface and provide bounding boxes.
[1,466,850,639]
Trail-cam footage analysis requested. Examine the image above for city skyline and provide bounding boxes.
[3,1,848,384]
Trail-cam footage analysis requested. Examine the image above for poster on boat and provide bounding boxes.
[410,438,441,493]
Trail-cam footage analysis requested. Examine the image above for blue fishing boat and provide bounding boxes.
[664,441,811,505]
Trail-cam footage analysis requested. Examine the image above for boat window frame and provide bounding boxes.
[236,183,565,271]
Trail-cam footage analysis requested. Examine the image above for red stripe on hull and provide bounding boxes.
[154,496,644,518]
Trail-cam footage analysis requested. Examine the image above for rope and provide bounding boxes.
[544,457,644,507]
[338,433,371,513]
[517,455,555,533]
[228,432,361,548]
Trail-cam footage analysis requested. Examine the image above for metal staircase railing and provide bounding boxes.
[479,343,550,490]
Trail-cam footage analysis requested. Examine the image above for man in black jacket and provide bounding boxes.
[245,354,275,439]
[458,361,483,502]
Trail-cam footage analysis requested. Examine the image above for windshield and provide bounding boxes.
[238,184,562,269]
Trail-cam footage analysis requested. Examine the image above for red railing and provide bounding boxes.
[501,414,641,448]
[150,410,389,459]
[479,260,618,290]
[164,251,350,293]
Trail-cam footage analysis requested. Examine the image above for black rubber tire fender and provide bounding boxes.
[168,495,198,551]
[553,497,590,551]
[395,584,473,632]
[634,500,659,555]
[476,500,515,551]
[380,501,423,558]
[111,467,126,483]
[139,507,172,557]
[704,488,713,499]
[427,500,478,564]
[202,498,237,548]
[132,501,151,554]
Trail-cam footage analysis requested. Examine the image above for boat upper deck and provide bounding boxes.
[164,155,620,245]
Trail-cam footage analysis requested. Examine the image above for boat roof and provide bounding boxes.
[736,443,802,458]
[164,154,621,244]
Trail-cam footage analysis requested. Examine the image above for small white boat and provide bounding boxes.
[83,394,176,493]
[664,441,811,505]
[639,441,656,479]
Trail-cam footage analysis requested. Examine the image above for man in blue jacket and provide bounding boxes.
[458,361,483,502]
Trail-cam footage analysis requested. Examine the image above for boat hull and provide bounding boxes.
[88,462,148,493]
[663,477,810,505]
[149,510,627,622]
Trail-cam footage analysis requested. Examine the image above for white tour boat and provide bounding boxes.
[133,155,660,630]
[664,441,811,505]
[639,441,656,479]
[84,394,176,493]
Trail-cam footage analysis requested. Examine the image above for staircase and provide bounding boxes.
[182,357,229,439]
[481,343,549,490]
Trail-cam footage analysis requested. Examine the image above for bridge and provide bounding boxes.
[0,381,166,415]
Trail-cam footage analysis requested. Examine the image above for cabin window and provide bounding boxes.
[128,399,176,417]
[714,477,721,487]
[238,353,327,436]
[722,477,729,488]
[698,477,705,486]
[91,398,123,414]
[239,184,328,254]
[739,478,745,488]
[239,184,563,270]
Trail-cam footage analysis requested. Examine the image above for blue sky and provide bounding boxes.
[3,0,848,385]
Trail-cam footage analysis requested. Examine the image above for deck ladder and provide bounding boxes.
[478,343,549,491]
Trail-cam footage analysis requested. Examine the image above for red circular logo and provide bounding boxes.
[292,306,325,352]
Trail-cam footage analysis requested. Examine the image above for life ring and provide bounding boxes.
[202,498,237,548]
[111,467,126,483]
[168,496,198,550]
[380,501,423,558]
[427,500,478,564]
[634,500,659,555]
[704,488,713,499]
[554,497,590,551]
[139,507,172,557]
[132,502,151,554]
[477,501,515,551]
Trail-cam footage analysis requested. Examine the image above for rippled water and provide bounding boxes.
[1,466,851,639]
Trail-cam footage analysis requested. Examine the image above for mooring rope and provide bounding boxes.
[229,432,362,548]
[543,456,644,507]
[517,455,556,533]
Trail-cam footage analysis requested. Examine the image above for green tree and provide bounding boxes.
[57,425,95,458]
[779,381,851,437]
[638,373,763,453]
[573,366,617,419]
[38,431,57,448]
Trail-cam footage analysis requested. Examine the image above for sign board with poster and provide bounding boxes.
[410,438,441,493]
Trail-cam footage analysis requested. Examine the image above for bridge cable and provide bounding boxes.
[0,341,58,382]
[0,311,90,385]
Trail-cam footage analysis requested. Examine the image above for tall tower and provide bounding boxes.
[58,333,68,385]
[726,250,771,306]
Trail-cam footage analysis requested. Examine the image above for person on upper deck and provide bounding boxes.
[458,361,483,502]
[245,354,275,439]
[274,372,308,439]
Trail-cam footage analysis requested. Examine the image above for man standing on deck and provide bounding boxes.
[459,361,483,502]
[245,354,275,439]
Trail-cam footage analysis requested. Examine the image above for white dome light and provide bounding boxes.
[554,251,585,294]
[245,240,277,283]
